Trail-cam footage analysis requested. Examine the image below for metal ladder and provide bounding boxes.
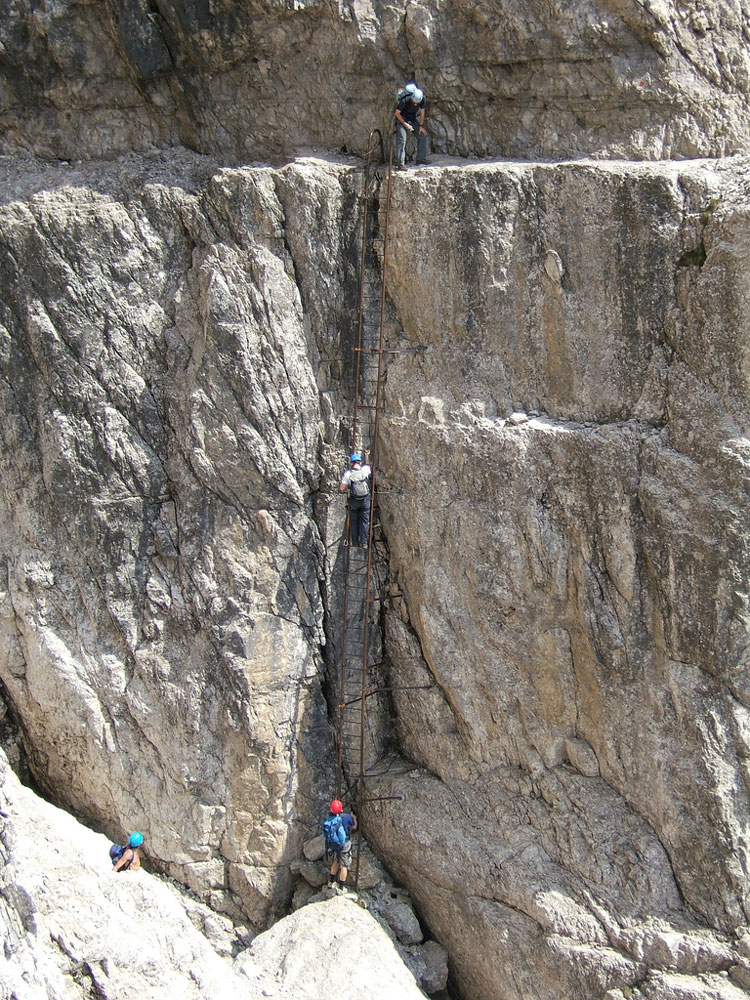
[335,129,395,886]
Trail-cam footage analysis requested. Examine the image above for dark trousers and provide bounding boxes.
[395,122,429,165]
[348,496,371,546]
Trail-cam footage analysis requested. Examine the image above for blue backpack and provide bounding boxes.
[109,844,132,868]
[323,814,347,848]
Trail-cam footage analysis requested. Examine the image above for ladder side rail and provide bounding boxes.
[336,127,384,799]
[353,136,395,889]
[350,127,382,452]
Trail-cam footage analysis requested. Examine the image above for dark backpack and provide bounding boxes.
[323,813,347,849]
[348,468,369,498]
[109,844,132,869]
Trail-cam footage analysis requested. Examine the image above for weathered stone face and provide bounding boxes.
[0,153,359,928]
[0,744,429,1000]
[2,0,750,162]
[359,159,750,998]
[2,150,750,1000]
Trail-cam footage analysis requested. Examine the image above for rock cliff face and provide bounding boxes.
[2,1,750,998]
[2,148,750,999]
[2,0,750,162]
[0,151,355,929]
[365,158,750,999]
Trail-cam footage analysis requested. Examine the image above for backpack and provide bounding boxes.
[396,82,417,103]
[323,813,348,849]
[348,468,369,498]
[109,843,132,869]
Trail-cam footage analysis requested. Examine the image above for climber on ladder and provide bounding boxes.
[340,450,372,547]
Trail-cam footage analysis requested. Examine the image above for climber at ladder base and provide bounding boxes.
[339,449,371,547]
[324,799,358,894]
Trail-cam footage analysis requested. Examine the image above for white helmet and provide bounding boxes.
[412,88,424,103]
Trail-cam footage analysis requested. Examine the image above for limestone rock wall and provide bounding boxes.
[0,744,427,1000]
[0,152,361,929]
[2,0,750,163]
[2,149,750,1000]
[360,158,750,999]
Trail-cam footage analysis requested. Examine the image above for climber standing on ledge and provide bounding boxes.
[394,82,430,171]
[340,449,371,547]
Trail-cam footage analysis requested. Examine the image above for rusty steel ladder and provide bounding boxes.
[335,128,396,887]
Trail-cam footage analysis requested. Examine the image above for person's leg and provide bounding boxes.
[358,497,370,546]
[349,501,361,545]
[337,844,353,888]
[395,123,407,167]
[329,858,340,881]
[417,130,429,162]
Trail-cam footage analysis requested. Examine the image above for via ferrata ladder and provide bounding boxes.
[335,129,395,886]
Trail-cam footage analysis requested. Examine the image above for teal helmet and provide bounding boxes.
[129,832,144,848]
[350,453,362,463]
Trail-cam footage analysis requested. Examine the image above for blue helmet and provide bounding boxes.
[129,832,144,848]
[350,453,362,463]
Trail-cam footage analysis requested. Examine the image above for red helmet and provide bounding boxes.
[330,799,343,814]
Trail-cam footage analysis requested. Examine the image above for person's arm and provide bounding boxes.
[394,105,413,131]
[339,470,350,493]
[419,103,427,134]
[111,848,134,873]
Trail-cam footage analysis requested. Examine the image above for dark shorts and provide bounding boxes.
[326,841,353,868]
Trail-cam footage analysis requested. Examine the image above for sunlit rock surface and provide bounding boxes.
[0,747,426,1000]
[2,147,750,999]
[0,151,352,929]
[364,157,750,999]
[1,0,750,162]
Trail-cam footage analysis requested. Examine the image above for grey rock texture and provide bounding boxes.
[0,151,359,930]
[295,834,449,993]
[2,146,750,1000]
[1,0,750,162]
[0,742,251,998]
[0,746,426,1000]
[361,157,750,999]
[235,896,427,999]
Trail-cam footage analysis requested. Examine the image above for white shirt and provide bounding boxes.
[340,464,371,487]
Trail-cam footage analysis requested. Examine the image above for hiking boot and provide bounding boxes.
[416,159,432,165]
[396,164,407,172]
[337,882,350,894]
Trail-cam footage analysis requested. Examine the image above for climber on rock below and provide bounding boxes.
[110,831,144,873]
[339,449,371,547]
[323,798,358,893]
